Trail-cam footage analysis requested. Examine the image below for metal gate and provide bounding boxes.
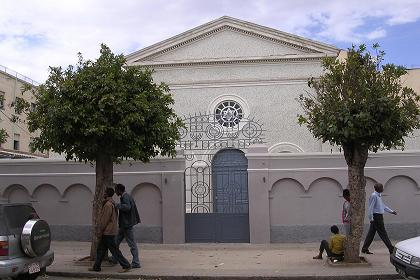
[185,149,249,242]
[179,112,264,243]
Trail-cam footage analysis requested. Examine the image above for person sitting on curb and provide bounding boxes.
[313,225,345,260]
[89,187,131,273]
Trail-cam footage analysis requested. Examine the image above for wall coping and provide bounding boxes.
[246,149,420,160]
[0,157,185,166]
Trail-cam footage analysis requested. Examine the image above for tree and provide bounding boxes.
[298,44,420,262]
[27,44,184,259]
[0,129,7,145]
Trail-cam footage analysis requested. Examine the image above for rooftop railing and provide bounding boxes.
[0,64,40,86]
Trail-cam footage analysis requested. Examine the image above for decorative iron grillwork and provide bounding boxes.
[177,112,264,152]
[181,112,264,214]
[185,160,212,213]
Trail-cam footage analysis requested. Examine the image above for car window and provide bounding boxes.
[3,205,37,232]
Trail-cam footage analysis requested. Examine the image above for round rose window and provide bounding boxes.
[214,100,243,128]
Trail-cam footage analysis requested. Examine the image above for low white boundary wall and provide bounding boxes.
[247,145,420,243]
[0,157,185,243]
[1,146,419,243]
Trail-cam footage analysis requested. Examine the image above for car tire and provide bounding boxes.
[21,219,51,258]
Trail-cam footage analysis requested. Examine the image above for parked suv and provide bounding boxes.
[390,236,420,280]
[0,203,54,280]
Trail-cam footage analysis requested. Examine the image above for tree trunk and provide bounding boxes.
[343,144,368,263]
[90,153,113,260]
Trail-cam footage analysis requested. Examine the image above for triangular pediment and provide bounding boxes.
[126,16,339,66]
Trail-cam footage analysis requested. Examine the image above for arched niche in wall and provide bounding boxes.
[384,176,419,223]
[62,184,93,225]
[268,142,304,153]
[32,184,62,225]
[4,184,30,203]
[365,177,378,193]
[306,177,343,225]
[269,178,306,226]
[131,183,162,226]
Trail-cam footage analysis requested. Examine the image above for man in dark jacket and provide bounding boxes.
[114,183,141,268]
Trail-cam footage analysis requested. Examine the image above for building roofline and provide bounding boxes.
[0,65,40,86]
[0,148,47,159]
[126,16,339,63]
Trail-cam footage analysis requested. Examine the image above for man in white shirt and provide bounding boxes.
[342,189,351,235]
[361,183,397,254]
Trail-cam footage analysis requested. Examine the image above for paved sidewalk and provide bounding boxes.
[47,241,399,279]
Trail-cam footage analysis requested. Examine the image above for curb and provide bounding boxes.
[47,271,400,280]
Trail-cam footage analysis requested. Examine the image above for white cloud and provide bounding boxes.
[366,28,387,40]
[0,0,419,82]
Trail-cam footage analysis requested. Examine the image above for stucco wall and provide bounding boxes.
[1,148,420,244]
[0,157,185,243]
[151,60,337,153]
[153,62,420,152]
[247,145,420,243]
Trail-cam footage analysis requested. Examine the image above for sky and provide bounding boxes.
[1,0,420,83]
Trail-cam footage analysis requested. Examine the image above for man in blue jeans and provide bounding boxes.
[114,183,141,268]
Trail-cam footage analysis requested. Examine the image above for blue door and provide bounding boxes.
[212,149,249,242]
[185,149,249,243]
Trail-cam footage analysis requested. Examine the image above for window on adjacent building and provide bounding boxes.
[13,133,20,150]
[0,91,4,109]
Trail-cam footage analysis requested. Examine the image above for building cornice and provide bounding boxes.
[168,78,309,90]
[141,25,315,61]
[135,53,332,69]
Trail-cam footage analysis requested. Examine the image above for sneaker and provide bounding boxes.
[88,267,101,272]
[118,267,131,273]
[361,249,373,254]
[131,264,141,269]
[313,255,322,260]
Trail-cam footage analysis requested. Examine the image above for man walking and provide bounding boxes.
[89,188,131,273]
[342,189,351,235]
[114,183,141,268]
[362,183,397,254]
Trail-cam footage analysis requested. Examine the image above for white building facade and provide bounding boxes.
[123,17,420,243]
[0,17,419,243]
[127,16,342,154]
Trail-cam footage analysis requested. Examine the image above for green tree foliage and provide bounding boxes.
[0,129,8,145]
[298,44,420,262]
[27,44,183,258]
[28,45,182,162]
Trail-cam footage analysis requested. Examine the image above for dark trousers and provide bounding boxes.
[94,235,130,270]
[362,213,394,254]
[319,240,343,258]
